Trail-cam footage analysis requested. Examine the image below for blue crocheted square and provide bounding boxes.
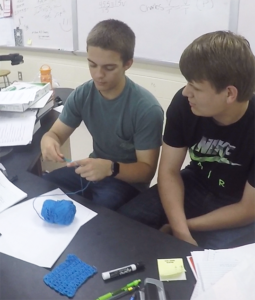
[43,254,97,298]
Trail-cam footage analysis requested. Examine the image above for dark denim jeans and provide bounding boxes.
[118,169,255,249]
[43,166,140,210]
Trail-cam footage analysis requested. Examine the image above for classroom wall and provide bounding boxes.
[0,48,188,184]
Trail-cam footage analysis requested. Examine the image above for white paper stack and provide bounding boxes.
[0,82,51,112]
[190,244,255,300]
[0,110,37,146]
[0,90,53,146]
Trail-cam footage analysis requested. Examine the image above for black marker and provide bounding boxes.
[102,262,144,280]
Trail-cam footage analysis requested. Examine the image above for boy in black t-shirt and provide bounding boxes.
[118,31,255,249]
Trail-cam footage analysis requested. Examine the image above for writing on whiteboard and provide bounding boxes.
[98,0,126,13]
[196,0,213,11]
[14,0,28,16]
[34,0,71,32]
[31,30,50,39]
[140,0,214,14]
[13,0,71,32]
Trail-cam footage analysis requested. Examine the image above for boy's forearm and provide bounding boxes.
[158,170,190,236]
[187,202,255,231]
[42,131,62,145]
[115,161,155,184]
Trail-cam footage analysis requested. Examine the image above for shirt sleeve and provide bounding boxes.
[134,104,164,150]
[163,88,188,147]
[59,88,83,128]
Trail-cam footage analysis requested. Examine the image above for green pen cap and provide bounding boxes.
[95,279,141,300]
[126,279,141,288]
[96,292,112,300]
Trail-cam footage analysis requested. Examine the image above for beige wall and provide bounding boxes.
[0,48,189,184]
[0,49,186,109]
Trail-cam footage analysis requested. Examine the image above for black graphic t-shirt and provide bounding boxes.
[163,88,255,200]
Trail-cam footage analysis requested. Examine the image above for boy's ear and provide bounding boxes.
[226,85,238,104]
[124,59,133,71]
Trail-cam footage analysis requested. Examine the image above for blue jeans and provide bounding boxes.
[118,169,255,249]
[43,166,140,210]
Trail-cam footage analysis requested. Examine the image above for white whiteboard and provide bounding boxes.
[237,0,255,54]
[77,0,232,64]
[11,0,74,50]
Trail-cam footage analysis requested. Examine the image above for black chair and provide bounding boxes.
[53,87,74,106]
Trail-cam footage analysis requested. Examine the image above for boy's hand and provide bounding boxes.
[174,231,198,246]
[160,224,198,246]
[41,136,64,162]
[67,158,112,181]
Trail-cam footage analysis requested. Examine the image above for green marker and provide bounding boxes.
[4,86,16,91]
[125,279,141,288]
[95,279,141,300]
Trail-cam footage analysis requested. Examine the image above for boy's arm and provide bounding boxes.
[42,119,75,145]
[41,119,75,162]
[187,181,255,231]
[158,142,197,245]
[69,147,160,183]
[115,147,160,183]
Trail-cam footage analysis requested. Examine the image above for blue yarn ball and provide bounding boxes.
[41,199,76,225]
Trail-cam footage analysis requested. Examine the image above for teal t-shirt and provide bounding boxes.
[59,76,164,191]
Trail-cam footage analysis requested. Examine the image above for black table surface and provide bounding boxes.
[0,111,200,300]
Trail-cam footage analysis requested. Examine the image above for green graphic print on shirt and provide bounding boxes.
[189,136,241,166]
[189,136,242,189]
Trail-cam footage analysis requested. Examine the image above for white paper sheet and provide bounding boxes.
[192,257,255,300]
[190,244,255,300]
[0,189,97,267]
[0,171,27,213]
[0,110,37,146]
[3,0,11,17]
[29,91,53,109]
[53,105,64,113]
[0,17,15,46]
[0,89,37,104]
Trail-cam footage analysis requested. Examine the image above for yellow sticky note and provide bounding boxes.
[157,258,186,281]
[27,39,32,45]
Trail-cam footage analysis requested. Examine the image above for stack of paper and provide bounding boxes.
[30,90,54,118]
[0,89,53,146]
[0,82,51,112]
[0,110,37,146]
[189,244,255,300]
[29,90,54,135]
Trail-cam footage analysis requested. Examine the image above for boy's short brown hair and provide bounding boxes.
[87,19,135,64]
[179,31,255,102]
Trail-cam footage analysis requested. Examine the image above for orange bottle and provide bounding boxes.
[40,64,52,88]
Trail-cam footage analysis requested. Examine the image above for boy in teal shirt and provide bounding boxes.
[41,19,163,209]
